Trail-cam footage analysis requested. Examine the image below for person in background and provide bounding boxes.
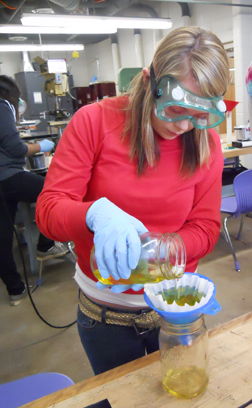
[36,27,230,374]
[0,75,70,306]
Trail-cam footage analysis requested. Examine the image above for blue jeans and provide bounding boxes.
[77,306,160,375]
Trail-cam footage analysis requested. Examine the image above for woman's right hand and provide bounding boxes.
[86,198,148,281]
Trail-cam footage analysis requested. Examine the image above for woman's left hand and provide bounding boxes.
[96,281,144,293]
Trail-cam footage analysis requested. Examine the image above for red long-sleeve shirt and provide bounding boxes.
[36,96,223,282]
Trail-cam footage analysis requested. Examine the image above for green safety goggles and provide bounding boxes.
[150,65,226,130]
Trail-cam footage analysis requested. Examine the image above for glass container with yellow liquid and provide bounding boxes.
[90,232,186,285]
[159,314,209,399]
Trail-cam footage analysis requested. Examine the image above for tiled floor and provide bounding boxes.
[0,214,252,386]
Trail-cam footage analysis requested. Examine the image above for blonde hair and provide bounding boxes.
[124,26,230,176]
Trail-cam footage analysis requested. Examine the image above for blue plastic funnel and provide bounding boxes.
[144,273,221,324]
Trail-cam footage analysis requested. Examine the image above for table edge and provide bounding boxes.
[21,310,252,408]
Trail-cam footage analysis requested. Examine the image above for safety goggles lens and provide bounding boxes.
[154,76,226,129]
[160,106,224,129]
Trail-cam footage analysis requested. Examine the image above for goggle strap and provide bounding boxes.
[150,63,162,100]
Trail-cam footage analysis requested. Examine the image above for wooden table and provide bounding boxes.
[221,132,252,160]
[222,142,252,159]
[21,311,252,408]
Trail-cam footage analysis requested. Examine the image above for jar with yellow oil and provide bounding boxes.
[159,314,209,399]
[90,232,186,285]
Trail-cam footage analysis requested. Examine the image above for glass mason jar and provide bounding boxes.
[90,231,186,285]
[159,315,209,399]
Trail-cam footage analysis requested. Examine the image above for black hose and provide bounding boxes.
[238,400,252,408]
[0,183,76,329]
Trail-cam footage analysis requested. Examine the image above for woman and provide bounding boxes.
[0,75,70,306]
[36,27,230,374]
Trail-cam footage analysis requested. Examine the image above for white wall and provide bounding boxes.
[232,7,252,168]
[0,52,21,77]
[3,5,252,168]
[66,50,88,86]
[0,3,234,87]
[190,3,233,44]
[233,10,252,125]
[2,4,252,168]
[0,3,234,80]
[81,2,235,85]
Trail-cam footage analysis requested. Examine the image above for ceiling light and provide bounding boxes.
[0,44,84,52]
[21,14,117,29]
[21,13,172,30]
[0,24,116,35]
[9,36,28,41]
[106,16,172,30]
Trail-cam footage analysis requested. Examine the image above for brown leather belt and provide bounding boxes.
[79,291,160,335]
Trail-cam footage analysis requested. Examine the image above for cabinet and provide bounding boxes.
[89,82,116,101]
[73,82,116,110]
[73,86,92,110]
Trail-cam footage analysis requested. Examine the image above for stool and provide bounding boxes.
[0,372,75,408]
[15,203,76,285]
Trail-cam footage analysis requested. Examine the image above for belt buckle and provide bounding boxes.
[131,312,154,336]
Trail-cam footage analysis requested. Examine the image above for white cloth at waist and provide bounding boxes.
[74,263,147,309]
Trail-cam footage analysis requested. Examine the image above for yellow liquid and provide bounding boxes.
[93,259,164,285]
[160,286,205,306]
[163,366,209,399]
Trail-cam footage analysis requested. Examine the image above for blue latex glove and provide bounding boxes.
[38,139,55,153]
[96,281,144,293]
[86,197,148,281]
